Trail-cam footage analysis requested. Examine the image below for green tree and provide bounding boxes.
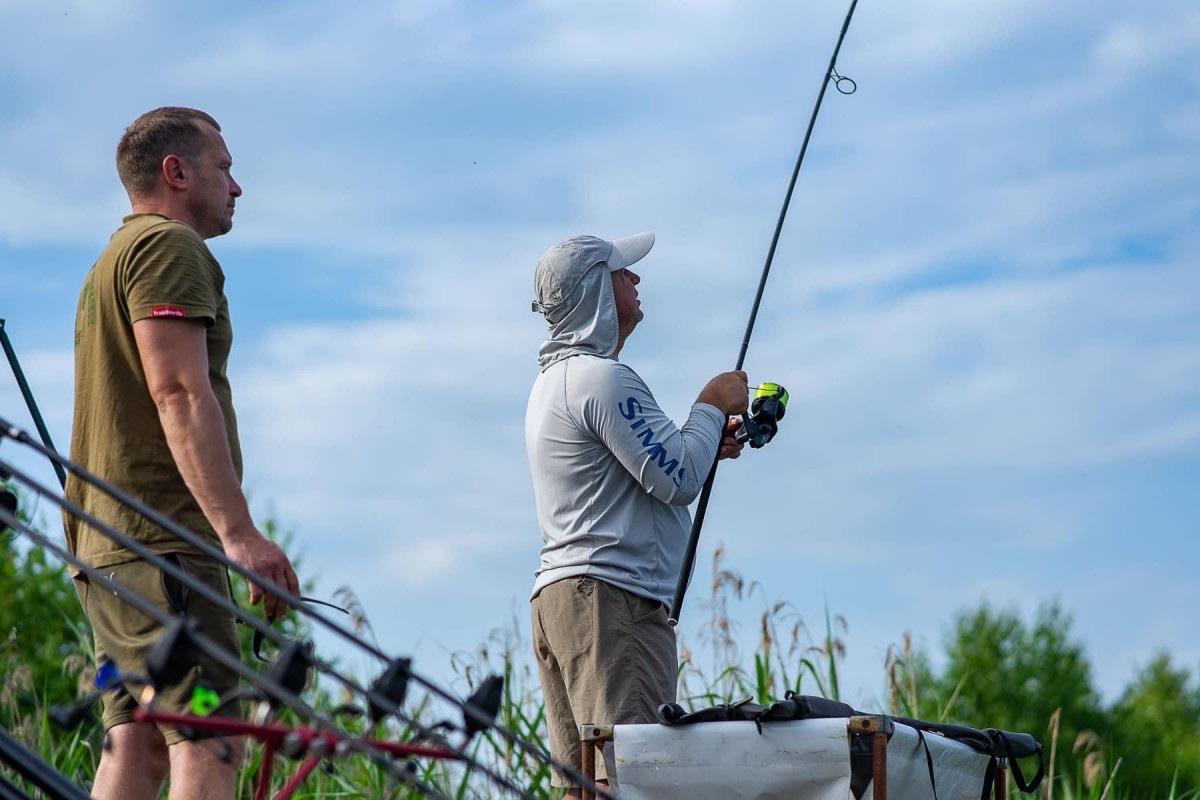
[937,601,1105,743]
[929,600,1116,798]
[1107,652,1200,795]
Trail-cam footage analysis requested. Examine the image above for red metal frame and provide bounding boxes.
[134,709,460,800]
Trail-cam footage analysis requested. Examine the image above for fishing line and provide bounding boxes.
[668,0,862,625]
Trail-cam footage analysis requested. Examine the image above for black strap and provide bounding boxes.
[776,690,858,720]
[656,698,767,727]
[891,716,992,753]
[980,756,998,800]
[848,734,873,800]
[915,728,939,800]
[1000,734,1045,792]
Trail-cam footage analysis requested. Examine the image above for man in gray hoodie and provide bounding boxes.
[527,232,749,795]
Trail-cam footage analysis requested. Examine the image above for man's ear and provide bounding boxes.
[162,154,189,191]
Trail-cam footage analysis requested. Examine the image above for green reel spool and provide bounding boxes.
[190,685,221,716]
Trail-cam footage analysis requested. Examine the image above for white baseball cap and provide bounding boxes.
[532,232,655,318]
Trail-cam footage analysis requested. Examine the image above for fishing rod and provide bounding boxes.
[0,773,34,800]
[0,418,613,799]
[0,726,90,800]
[668,0,862,625]
[0,456,542,800]
[0,507,458,800]
[0,319,66,488]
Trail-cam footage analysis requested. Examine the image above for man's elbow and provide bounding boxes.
[147,380,203,416]
[668,481,704,506]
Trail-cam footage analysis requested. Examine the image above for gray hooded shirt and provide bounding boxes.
[526,257,725,606]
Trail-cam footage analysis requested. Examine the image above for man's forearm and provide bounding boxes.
[154,387,254,548]
[669,404,726,503]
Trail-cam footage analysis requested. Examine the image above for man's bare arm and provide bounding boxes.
[134,318,298,618]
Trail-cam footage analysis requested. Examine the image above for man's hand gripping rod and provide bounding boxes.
[668,0,861,626]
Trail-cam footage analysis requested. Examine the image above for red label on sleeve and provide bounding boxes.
[151,306,186,318]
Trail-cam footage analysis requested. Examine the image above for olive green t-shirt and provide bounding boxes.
[65,213,242,570]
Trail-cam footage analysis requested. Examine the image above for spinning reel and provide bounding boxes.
[736,383,789,449]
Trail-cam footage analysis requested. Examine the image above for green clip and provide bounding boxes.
[190,686,220,716]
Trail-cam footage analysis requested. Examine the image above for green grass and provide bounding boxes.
[1,547,1196,799]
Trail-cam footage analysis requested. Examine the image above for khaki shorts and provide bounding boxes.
[74,553,241,745]
[531,576,677,788]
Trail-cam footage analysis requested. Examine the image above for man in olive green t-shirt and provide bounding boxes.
[67,107,298,800]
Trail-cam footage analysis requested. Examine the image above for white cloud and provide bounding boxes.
[1092,9,1200,72]
[1,0,1197,710]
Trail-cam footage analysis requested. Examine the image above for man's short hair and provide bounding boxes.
[116,107,221,199]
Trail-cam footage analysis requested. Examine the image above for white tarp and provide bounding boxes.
[612,717,993,800]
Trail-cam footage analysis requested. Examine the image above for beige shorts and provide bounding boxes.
[531,576,677,788]
[74,553,241,746]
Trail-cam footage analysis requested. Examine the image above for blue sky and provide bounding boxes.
[1,0,1197,714]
